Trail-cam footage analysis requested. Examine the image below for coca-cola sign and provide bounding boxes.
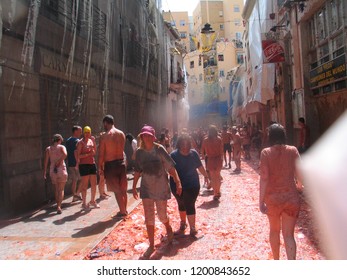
[262,40,285,63]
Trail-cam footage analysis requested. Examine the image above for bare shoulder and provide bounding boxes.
[114,128,125,138]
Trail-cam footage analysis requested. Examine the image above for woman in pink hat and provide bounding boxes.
[132,125,182,259]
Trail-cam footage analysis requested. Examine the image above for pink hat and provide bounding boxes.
[140,125,157,140]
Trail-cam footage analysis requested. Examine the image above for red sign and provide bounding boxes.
[262,40,285,63]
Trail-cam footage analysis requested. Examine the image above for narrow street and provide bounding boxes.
[86,154,325,260]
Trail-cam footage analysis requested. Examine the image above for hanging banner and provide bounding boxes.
[262,39,285,63]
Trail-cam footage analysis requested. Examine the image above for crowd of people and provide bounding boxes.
[43,116,306,260]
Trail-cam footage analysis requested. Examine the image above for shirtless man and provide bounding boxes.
[98,115,127,217]
[201,125,223,200]
[221,126,233,169]
[231,126,242,173]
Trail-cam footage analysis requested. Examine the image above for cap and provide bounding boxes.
[140,125,156,140]
[83,126,91,133]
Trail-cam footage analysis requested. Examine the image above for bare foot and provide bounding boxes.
[142,246,155,259]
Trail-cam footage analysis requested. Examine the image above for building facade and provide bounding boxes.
[0,0,181,215]
[239,0,347,146]
[186,0,245,128]
[163,11,190,52]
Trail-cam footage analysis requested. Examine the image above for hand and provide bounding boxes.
[43,173,47,180]
[132,188,139,200]
[204,176,209,185]
[259,201,268,214]
[176,181,182,196]
[98,168,104,176]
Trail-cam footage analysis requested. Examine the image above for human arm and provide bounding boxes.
[132,171,141,200]
[168,166,182,196]
[98,136,105,174]
[259,151,268,214]
[91,136,97,156]
[294,149,304,192]
[43,148,49,179]
[197,165,209,186]
[55,146,67,168]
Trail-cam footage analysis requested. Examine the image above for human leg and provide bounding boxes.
[267,213,281,260]
[210,170,222,199]
[142,199,156,257]
[184,187,199,235]
[79,176,89,208]
[156,200,173,242]
[281,212,298,260]
[56,182,65,213]
[171,189,187,233]
[104,160,127,214]
[228,150,232,168]
[89,175,100,208]
[119,167,128,213]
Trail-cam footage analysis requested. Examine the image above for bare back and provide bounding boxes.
[99,126,125,164]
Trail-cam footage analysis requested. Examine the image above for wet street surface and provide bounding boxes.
[0,177,139,260]
[0,155,325,260]
[86,156,325,260]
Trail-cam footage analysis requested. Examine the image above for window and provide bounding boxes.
[220,70,225,77]
[220,24,224,30]
[234,5,240,12]
[237,53,244,64]
[218,54,224,61]
[319,43,329,63]
[234,19,241,26]
[322,84,332,93]
[190,61,194,68]
[236,32,242,40]
[180,32,187,39]
[180,20,185,26]
[335,80,346,90]
[308,20,316,49]
[316,9,327,40]
[219,11,223,17]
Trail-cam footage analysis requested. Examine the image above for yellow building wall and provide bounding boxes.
[222,0,245,41]
[184,51,205,105]
[193,1,225,38]
[163,11,190,51]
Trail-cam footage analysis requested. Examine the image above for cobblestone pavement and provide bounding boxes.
[86,156,326,260]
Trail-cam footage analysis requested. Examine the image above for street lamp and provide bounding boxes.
[270,25,287,32]
[201,23,214,34]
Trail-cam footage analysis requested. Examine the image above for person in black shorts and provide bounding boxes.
[170,133,209,236]
[76,126,100,209]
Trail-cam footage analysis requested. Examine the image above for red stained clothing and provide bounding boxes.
[260,145,300,216]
